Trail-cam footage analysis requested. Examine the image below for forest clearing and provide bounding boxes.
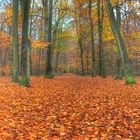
[0,0,140,139]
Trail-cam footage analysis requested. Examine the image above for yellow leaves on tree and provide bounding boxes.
[30,39,50,48]
[0,31,11,48]
[1,5,13,26]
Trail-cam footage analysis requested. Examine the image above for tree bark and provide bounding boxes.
[29,0,35,76]
[89,0,95,77]
[115,57,123,79]
[78,36,84,76]
[115,6,123,79]
[20,0,31,86]
[105,0,136,84]
[98,0,106,77]
[12,0,19,82]
[45,0,54,78]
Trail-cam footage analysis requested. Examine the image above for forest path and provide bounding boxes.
[0,74,139,139]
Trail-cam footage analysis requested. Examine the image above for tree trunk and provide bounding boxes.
[45,0,53,78]
[78,36,84,76]
[84,39,89,75]
[115,57,123,79]
[27,38,31,78]
[42,0,48,42]
[98,0,106,77]
[115,6,123,79]
[55,51,60,73]
[20,0,31,86]
[29,0,35,76]
[88,0,95,77]
[105,0,136,84]
[12,0,19,82]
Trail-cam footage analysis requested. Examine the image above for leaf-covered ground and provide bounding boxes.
[0,74,140,140]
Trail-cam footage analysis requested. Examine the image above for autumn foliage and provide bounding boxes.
[0,0,139,139]
[0,74,139,139]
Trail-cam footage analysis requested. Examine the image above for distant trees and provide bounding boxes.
[2,0,138,85]
[73,1,85,76]
[70,0,137,84]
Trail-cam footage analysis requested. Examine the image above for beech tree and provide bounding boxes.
[0,0,139,84]
[12,0,19,82]
[20,0,31,86]
[105,0,136,84]
[97,0,105,77]
[45,0,54,78]
[115,5,123,80]
[88,0,95,77]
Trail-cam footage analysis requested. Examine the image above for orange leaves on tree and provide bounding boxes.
[0,31,11,48]
[30,39,50,48]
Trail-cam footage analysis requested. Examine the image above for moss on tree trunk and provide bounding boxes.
[105,0,136,84]
[20,0,31,87]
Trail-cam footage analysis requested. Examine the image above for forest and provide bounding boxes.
[0,0,139,139]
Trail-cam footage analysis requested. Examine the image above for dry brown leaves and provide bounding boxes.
[0,74,139,140]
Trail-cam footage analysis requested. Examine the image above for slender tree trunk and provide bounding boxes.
[78,36,84,76]
[55,51,60,73]
[86,45,89,75]
[29,0,35,76]
[54,24,60,74]
[38,48,41,75]
[98,0,106,77]
[84,39,89,75]
[12,0,19,82]
[115,57,123,79]
[45,0,53,78]
[105,0,136,84]
[27,39,31,78]
[42,0,48,42]
[5,48,7,67]
[115,6,123,79]
[29,0,35,37]
[42,0,49,76]
[89,0,95,77]
[20,0,31,86]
